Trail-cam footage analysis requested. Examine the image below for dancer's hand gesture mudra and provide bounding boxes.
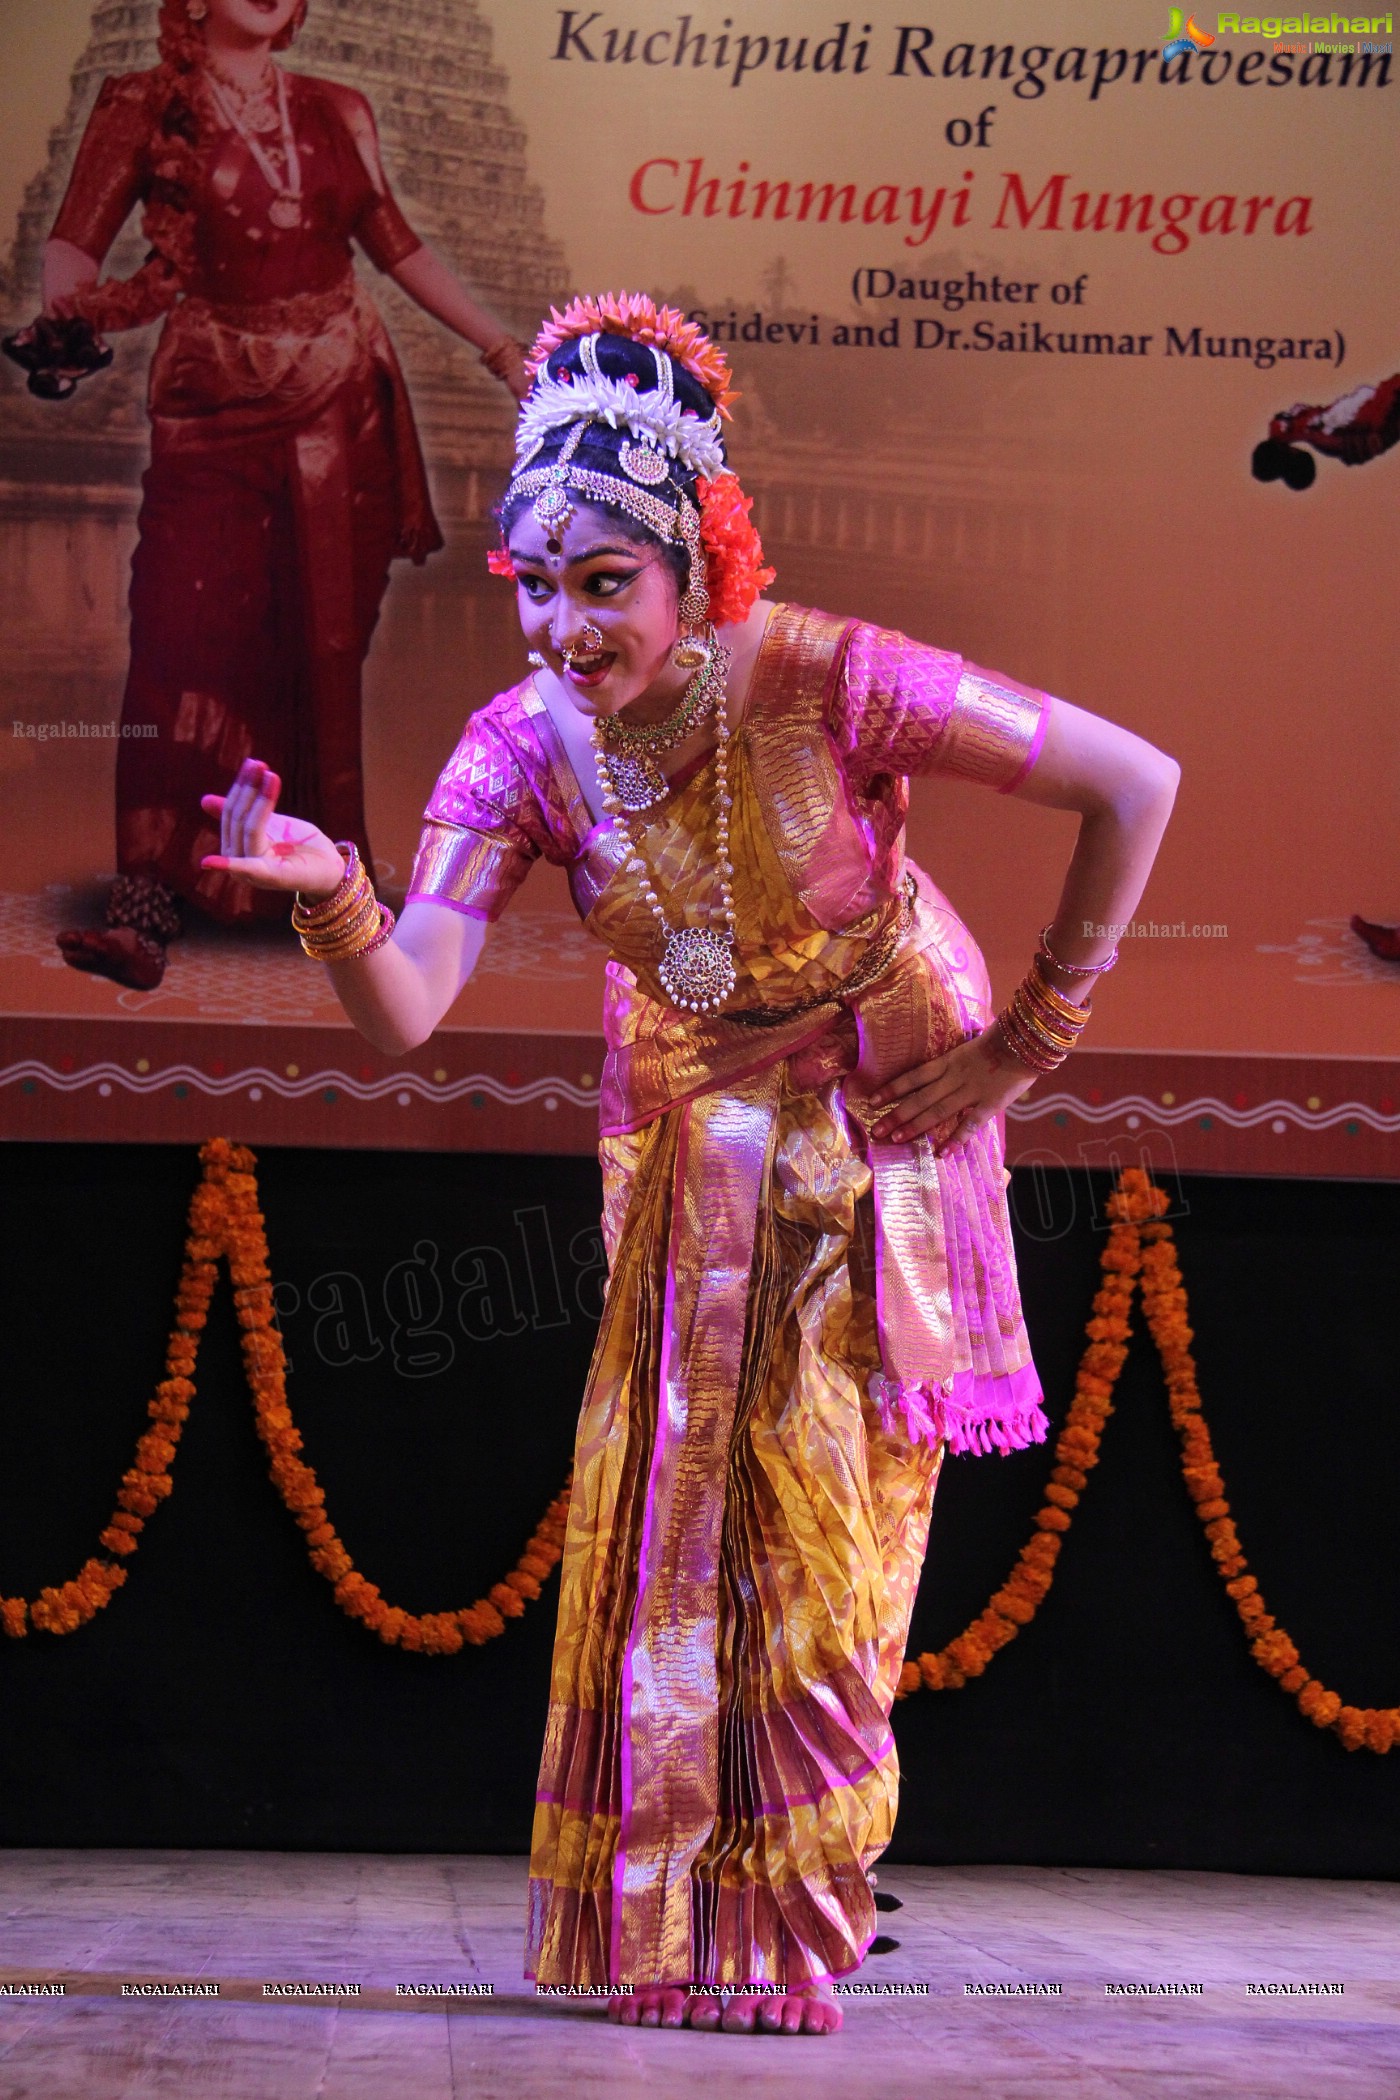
[201,758,346,900]
[200,757,487,1057]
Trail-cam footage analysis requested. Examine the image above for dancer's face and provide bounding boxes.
[203,0,302,51]
[508,504,687,717]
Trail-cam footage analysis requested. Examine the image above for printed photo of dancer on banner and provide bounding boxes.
[0,0,1394,1174]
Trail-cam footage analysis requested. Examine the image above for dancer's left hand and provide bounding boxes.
[867,1026,1039,1153]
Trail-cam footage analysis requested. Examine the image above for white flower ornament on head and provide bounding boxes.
[510,337,727,481]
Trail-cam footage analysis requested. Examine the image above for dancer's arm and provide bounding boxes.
[869,701,1179,1148]
[329,81,530,399]
[42,239,100,316]
[1004,698,1181,977]
[201,760,485,1056]
[388,247,528,395]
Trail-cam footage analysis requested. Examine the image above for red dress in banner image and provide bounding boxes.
[50,69,443,924]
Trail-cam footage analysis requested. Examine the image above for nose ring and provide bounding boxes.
[561,620,605,664]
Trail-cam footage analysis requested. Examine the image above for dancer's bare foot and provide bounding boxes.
[718,1981,842,2035]
[57,926,166,991]
[607,1983,689,2028]
[1352,913,1400,963]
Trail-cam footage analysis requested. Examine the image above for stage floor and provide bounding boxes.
[0,1853,1397,2098]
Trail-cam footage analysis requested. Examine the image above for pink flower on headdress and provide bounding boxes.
[486,544,517,581]
[697,473,776,627]
[527,292,740,417]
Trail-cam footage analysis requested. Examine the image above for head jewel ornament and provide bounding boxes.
[494,296,773,643]
[506,339,720,662]
[511,337,727,486]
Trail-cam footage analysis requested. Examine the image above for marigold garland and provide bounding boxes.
[4,1155,1394,1755]
[894,1168,1399,1754]
[0,1140,571,1654]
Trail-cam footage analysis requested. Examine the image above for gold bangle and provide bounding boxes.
[481,335,526,384]
[1012,992,1081,1056]
[997,950,1094,1076]
[296,884,376,950]
[996,1008,1061,1073]
[311,903,397,965]
[300,896,377,957]
[1025,959,1093,1028]
[291,843,360,930]
[997,998,1063,1072]
[292,844,391,962]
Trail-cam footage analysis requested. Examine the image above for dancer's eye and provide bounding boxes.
[583,568,641,598]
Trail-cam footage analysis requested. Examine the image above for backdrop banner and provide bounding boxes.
[0,1,1395,1172]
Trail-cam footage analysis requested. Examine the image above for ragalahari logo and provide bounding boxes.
[1163,9,1218,53]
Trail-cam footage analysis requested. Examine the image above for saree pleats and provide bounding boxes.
[527,1071,942,1989]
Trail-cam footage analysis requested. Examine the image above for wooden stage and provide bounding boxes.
[0,1852,1396,2097]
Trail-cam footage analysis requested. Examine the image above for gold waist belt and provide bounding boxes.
[183,273,358,338]
[726,874,917,1028]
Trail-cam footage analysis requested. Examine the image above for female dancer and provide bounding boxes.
[203,297,1179,2035]
[17,0,529,989]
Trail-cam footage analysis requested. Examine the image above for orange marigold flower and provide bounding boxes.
[1335,1707,1366,1751]
[1,1597,29,1639]
[995,1589,1038,1626]
[1364,1711,1400,1752]
[1297,1682,1339,1726]
[695,472,776,627]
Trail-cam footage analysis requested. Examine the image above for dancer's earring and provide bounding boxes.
[527,651,546,670]
[672,599,715,673]
[672,509,714,671]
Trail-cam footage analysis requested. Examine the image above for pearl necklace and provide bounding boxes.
[204,63,304,228]
[591,644,738,1014]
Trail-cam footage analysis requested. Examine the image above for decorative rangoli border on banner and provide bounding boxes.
[0,1058,599,1111]
[1013,1091,1400,1137]
[4,1059,1398,1135]
[2,1047,1397,1176]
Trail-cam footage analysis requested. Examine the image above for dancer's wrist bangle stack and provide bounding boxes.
[292,842,395,962]
[996,927,1118,1074]
[481,336,527,385]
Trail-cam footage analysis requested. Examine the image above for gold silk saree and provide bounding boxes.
[409,604,1052,1989]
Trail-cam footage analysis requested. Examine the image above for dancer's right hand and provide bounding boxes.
[201,758,347,900]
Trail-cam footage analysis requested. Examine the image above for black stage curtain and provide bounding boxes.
[2,1142,1396,1874]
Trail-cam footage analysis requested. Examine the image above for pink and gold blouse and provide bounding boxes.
[410,603,1053,1456]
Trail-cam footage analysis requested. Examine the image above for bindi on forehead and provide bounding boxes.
[509,539,652,571]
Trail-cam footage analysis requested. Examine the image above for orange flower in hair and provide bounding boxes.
[697,472,776,626]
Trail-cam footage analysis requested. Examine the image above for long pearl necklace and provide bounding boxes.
[591,645,738,1014]
[204,62,304,229]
